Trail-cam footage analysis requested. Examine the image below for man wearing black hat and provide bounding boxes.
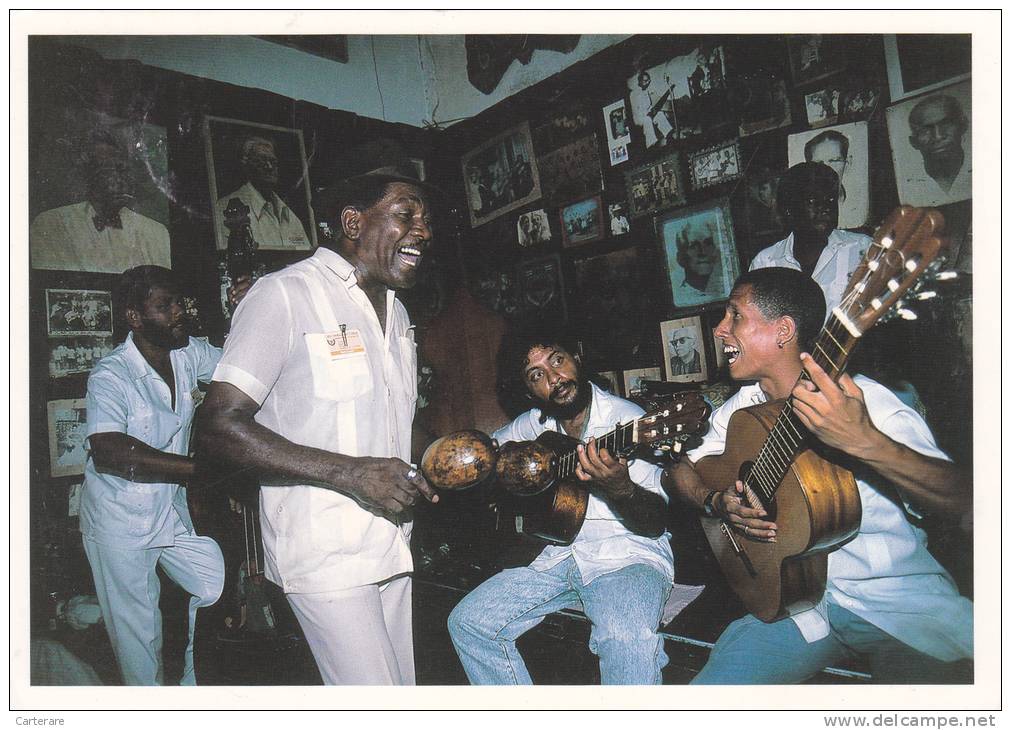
[748,162,871,316]
[197,167,438,685]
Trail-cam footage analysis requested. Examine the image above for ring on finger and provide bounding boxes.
[744,525,751,535]
[406,468,418,480]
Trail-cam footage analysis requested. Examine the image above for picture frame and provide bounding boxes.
[804,87,841,128]
[516,209,552,247]
[787,35,847,87]
[46,289,113,337]
[745,170,783,237]
[608,202,631,237]
[622,367,662,398]
[516,254,567,321]
[47,398,88,478]
[657,200,740,310]
[536,134,603,205]
[624,153,686,219]
[788,121,870,229]
[883,34,971,103]
[736,74,792,137]
[461,120,542,227]
[885,80,972,207]
[49,336,114,379]
[596,370,622,396]
[688,140,743,191]
[204,115,317,251]
[559,195,605,248]
[602,98,631,166]
[660,316,709,384]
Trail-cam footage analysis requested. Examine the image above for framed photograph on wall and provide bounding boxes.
[745,170,783,237]
[560,195,605,248]
[29,111,171,273]
[883,34,971,103]
[516,254,567,321]
[787,35,846,87]
[596,370,622,396]
[517,209,552,247]
[660,317,709,384]
[48,398,88,478]
[49,336,114,378]
[624,153,686,219]
[602,99,631,166]
[462,121,542,227]
[623,366,662,397]
[688,140,743,191]
[788,121,870,229]
[46,289,113,337]
[737,74,792,137]
[657,200,740,310]
[885,80,971,207]
[204,116,316,252]
[536,134,603,205]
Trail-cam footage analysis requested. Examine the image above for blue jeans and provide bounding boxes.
[693,601,966,684]
[448,556,671,684]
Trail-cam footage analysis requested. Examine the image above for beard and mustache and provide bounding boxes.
[536,376,592,423]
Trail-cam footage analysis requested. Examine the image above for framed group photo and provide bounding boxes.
[657,200,740,310]
[688,140,743,191]
[624,153,686,219]
[462,121,542,227]
[204,116,316,251]
[46,289,113,337]
[660,316,709,384]
[560,195,605,248]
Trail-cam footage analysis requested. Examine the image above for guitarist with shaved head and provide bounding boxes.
[664,267,972,683]
[448,320,675,684]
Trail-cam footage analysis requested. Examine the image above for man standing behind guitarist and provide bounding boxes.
[664,268,973,683]
[448,321,675,684]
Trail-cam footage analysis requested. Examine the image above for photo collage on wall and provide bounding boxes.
[455,33,971,392]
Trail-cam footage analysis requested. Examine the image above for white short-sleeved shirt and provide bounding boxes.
[212,247,418,594]
[493,382,675,585]
[30,201,172,273]
[688,378,973,661]
[749,229,872,316]
[216,182,311,251]
[81,332,221,550]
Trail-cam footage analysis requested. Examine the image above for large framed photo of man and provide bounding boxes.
[657,200,740,310]
[47,398,88,478]
[660,317,709,384]
[885,81,971,207]
[46,289,113,337]
[204,116,316,251]
[788,121,870,229]
[461,121,541,228]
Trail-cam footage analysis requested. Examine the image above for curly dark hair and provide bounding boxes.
[496,317,581,404]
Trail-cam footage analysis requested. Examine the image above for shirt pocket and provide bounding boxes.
[304,333,374,402]
[397,334,418,407]
[125,398,180,451]
[113,485,159,536]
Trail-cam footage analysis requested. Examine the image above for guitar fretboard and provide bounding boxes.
[556,421,636,480]
[745,315,858,505]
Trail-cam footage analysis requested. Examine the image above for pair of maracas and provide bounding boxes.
[420,430,556,497]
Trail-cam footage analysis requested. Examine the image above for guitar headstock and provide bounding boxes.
[834,206,952,337]
[635,391,712,461]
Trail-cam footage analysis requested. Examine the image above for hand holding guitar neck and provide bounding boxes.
[574,439,635,500]
[791,354,878,458]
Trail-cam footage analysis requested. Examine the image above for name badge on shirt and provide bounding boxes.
[190,386,205,407]
[324,328,366,360]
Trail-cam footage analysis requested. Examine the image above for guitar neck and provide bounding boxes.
[748,315,862,503]
[555,420,637,481]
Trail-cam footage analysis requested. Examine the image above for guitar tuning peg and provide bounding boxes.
[916,290,938,300]
[936,271,958,281]
[896,308,918,320]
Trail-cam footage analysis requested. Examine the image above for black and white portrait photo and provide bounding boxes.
[608,202,630,237]
[658,201,739,310]
[517,209,551,246]
[886,81,971,207]
[660,317,708,384]
[30,114,171,273]
[462,121,541,227]
[602,98,631,165]
[205,116,316,251]
[789,121,870,229]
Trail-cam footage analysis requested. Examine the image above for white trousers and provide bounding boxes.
[83,521,224,686]
[286,574,415,685]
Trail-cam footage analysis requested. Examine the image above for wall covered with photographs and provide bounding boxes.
[437,33,972,479]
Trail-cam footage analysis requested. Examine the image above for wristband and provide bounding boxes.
[702,490,721,518]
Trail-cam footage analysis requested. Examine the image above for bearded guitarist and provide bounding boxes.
[448,320,675,685]
[664,267,973,683]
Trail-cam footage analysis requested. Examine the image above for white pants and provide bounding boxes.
[83,522,224,686]
[286,574,415,685]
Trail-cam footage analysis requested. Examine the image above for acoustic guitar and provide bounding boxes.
[696,206,952,622]
[423,392,711,545]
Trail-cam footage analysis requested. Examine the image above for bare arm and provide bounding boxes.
[576,440,667,538]
[196,381,437,518]
[89,432,196,484]
[792,353,969,515]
